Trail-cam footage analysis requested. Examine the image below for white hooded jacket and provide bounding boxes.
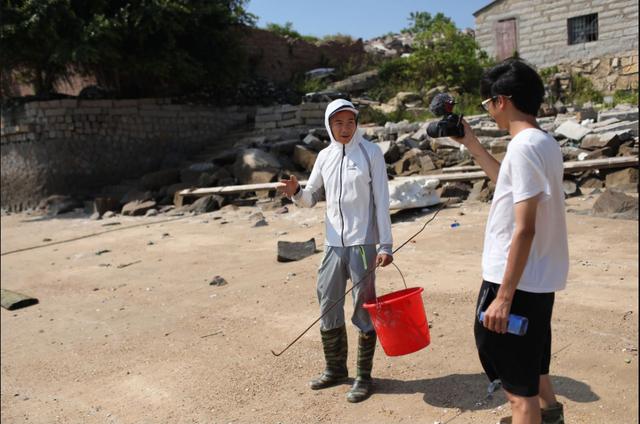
[293,99,393,256]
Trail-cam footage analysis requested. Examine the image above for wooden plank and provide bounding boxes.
[178,181,308,197]
[440,156,639,175]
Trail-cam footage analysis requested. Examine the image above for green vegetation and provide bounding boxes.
[567,74,603,106]
[613,89,639,106]
[1,0,255,97]
[265,22,319,43]
[369,12,493,111]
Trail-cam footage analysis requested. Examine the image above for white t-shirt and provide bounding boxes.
[482,127,569,293]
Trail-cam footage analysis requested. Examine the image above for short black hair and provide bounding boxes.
[480,58,545,116]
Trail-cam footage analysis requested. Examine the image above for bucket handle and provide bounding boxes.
[375,262,408,313]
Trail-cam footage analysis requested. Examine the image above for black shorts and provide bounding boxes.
[474,280,555,397]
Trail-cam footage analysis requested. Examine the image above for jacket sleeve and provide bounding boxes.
[371,146,393,256]
[292,153,324,208]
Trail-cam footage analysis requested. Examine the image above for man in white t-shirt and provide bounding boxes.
[452,59,568,424]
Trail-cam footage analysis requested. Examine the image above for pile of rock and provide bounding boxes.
[32,103,637,221]
[364,33,416,58]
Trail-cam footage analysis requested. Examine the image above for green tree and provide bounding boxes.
[402,11,452,34]
[372,14,493,105]
[1,0,255,97]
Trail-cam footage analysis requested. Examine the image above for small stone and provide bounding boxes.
[209,276,228,286]
[253,218,269,227]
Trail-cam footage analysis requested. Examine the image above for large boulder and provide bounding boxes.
[592,190,638,220]
[122,200,156,216]
[141,168,180,190]
[184,195,224,214]
[554,120,592,141]
[605,168,638,191]
[38,195,82,215]
[277,239,317,262]
[233,149,282,184]
[293,145,318,172]
[180,162,218,185]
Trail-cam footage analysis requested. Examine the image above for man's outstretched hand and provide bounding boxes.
[278,174,300,197]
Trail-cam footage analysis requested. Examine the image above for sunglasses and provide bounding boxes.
[481,95,512,111]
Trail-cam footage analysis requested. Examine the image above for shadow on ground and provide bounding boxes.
[374,373,599,411]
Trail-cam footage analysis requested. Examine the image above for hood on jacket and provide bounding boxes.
[324,99,360,145]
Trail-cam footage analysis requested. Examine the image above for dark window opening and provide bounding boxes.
[568,13,598,45]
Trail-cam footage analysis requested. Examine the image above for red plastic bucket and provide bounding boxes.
[363,287,430,356]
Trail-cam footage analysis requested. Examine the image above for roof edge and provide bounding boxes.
[473,0,506,17]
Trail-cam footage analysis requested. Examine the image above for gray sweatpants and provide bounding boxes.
[317,245,377,333]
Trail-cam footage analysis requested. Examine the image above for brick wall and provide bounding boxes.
[253,102,328,131]
[1,99,253,210]
[474,0,639,91]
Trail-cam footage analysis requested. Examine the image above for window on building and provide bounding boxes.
[567,13,598,45]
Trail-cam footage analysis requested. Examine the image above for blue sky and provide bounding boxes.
[246,1,491,40]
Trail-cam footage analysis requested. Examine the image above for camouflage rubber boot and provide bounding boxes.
[309,325,348,390]
[346,331,376,403]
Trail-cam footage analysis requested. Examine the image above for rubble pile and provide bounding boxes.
[33,103,638,221]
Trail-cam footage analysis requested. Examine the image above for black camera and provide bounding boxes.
[426,93,465,138]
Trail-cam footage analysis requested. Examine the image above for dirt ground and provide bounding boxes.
[1,194,638,424]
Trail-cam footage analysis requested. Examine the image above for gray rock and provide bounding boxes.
[592,190,638,220]
[141,169,180,190]
[145,209,158,217]
[185,195,224,214]
[209,275,228,286]
[394,148,427,176]
[38,195,82,216]
[580,132,626,151]
[605,168,638,191]
[102,211,117,219]
[253,218,269,227]
[327,69,379,93]
[383,141,403,164]
[233,149,282,184]
[120,188,153,205]
[180,163,217,185]
[440,182,472,200]
[554,120,592,141]
[293,145,318,172]
[597,108,639,123]
[277,238,317,262]
[591,120,639,137]
[302,134,328,152]
[122,200,156,216]
[563,180,580,197]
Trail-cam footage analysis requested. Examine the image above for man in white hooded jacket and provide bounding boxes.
[279,99,393,403]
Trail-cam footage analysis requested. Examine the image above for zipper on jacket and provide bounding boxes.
[338,145,346,247]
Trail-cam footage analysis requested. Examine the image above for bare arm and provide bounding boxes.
[482,194,540,333]
[452,120,501,184]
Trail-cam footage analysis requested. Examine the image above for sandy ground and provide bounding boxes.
[1,194,638,424]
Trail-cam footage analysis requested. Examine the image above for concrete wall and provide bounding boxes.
[1,99,252,210]
[474,0,639,91]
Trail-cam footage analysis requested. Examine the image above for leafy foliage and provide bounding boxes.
[1,0,256,97]
[371,14,493,105]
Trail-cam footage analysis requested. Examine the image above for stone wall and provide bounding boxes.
[1,99,252,210]
[254,102,328,131]
[241,28,366,83]
[474,0,639,91]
